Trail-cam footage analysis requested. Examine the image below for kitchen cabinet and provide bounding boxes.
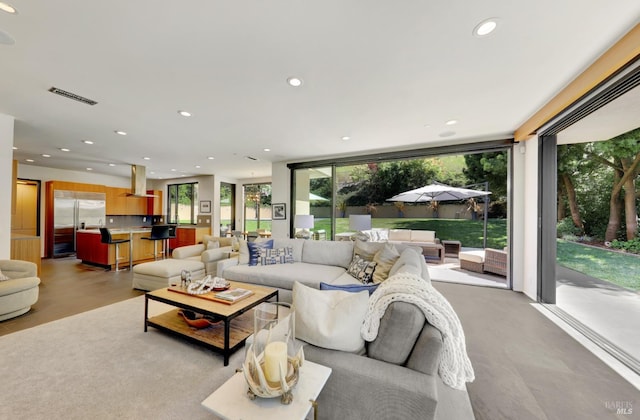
[106,187,129,215]
[126,195,147,215]
[146,190,163,216]
[169,226,211,250]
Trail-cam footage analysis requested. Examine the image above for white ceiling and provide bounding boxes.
[2,1,640,180]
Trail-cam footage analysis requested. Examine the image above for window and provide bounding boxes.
[167,182,198,224]
[243,183,272,231]
[220,182,235,232]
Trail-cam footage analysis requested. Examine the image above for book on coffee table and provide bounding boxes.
[213,288,254,303]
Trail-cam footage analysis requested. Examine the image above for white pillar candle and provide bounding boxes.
[263,341,288,383]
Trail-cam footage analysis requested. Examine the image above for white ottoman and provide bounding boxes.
[458,250,485,273]
[132,259,205,291]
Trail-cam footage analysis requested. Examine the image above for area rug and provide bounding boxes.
[0,296,242,420]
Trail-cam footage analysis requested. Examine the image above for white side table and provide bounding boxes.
[202,360,332,420]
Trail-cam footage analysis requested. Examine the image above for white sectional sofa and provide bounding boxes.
[216,238,474,419]
[217,238,429,303]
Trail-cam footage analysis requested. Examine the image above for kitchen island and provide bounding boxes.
[76,228,158,270]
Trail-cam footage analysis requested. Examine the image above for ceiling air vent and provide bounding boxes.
[245,156,258,161]
[48,87,98,106]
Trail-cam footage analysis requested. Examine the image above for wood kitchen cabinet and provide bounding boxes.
[146,190,163,216]
[168,226,211,250]
[106,187,128,215]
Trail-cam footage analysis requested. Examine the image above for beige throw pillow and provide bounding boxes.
[293,281,369,353]
[372,244,401,284]
[354,240,385,261]
[206,240,220,250]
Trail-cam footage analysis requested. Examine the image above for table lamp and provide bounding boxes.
[294,215,314,239]
[349,215,371,241]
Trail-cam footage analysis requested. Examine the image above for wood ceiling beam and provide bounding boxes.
[514,23,640,141]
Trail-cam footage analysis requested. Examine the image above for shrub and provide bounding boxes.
[557,218,582,238]
[610,238,640,254]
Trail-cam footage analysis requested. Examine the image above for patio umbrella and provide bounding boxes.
[387,182,492,248]
[309,192,329,201]
[386,181,491,203]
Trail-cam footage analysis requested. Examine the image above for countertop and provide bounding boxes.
[77,228,152,234]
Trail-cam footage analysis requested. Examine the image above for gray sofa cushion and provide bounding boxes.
[222,262,347,290]
[301,240,354,269]
[407,322,443,376]
[367,301,426,365]
[304,345,438,420]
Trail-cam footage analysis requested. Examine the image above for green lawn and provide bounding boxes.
[557,239,640,291]
[244,217,506,249]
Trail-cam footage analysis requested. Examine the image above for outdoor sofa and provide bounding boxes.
[217,238,474,419]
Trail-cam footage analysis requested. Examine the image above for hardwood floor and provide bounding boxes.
[0,257,143,336]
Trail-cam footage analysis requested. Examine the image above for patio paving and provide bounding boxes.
[556,265,640,364]
[428,256,508,288]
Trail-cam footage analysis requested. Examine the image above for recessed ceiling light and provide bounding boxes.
[108,163,116,167]
[341,136,350,141]
[445,119,458,126]
[42,154,51,158]
[12,146,17,150]
[86,168,93,171]
[195,165,201,169]
[263,148,271,152]
[60,148,70,152]
[474,18,499,37]
[439,131,456,138]
[171,169,176,172]
[178,110,192,117]
[143,157,151,160]
[0,2,17,14]
[25,159,34,162]
[115,130,127,136]
[287,77,303,87]
[207,156,215,160]
[181,174,186,177]
[150,171,155,174]
[82,140,94,145]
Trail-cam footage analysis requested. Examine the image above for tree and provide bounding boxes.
[557,143,587,233]
[588,128,640,241]
[343,159,442,205]
[463,152,508,199]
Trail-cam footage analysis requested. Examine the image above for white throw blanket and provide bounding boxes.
[361,272,475,390]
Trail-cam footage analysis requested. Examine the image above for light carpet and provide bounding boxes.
[0,296,242,420]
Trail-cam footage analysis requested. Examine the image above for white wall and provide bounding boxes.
[0,114,15,259]
[515,137,540,300]
[271,162,291,238]
[150,175,215,229]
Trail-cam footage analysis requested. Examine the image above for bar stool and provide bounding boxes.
[166,225,177,255]
[142,225,170,260]
[99,228,131,271]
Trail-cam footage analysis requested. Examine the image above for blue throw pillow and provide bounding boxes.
[319,282,379,296]
[247,240,274,266]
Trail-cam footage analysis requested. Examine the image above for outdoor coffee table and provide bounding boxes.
[442,240,462,258]
[144,281,278,366]
[201,360,332,420]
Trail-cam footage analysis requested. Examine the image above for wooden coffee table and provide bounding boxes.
[144,281,278,366]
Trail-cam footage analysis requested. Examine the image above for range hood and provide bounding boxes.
[127,165,157,197]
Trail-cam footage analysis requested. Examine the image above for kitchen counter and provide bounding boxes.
[76,229,161,269]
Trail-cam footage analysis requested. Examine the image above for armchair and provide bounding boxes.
[171,236,234,275]
[0,259,41,321]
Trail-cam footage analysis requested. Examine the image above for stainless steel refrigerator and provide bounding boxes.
[53,190,106,257]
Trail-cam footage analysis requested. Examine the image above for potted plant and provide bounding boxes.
[466,198,482,220]
[337,201,347,218]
